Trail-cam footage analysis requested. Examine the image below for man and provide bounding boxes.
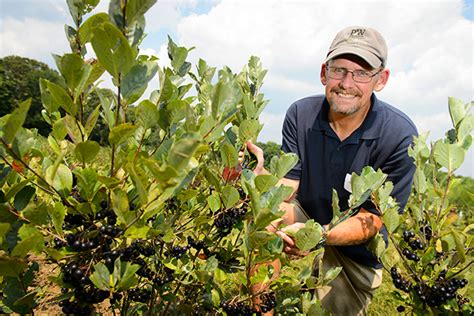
[248,26,417,315]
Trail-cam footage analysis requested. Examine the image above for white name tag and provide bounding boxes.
[344,173,352,193]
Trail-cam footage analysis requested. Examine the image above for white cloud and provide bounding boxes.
[0,17,69,64]
[258,112,285,143]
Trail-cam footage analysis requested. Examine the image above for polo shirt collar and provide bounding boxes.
[313,94,384,140]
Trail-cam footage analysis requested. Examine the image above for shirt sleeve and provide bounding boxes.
[281,102,301,180]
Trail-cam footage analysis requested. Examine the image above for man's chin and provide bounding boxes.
[330,103,359,115]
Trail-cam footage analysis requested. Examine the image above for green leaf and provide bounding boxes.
[330,189,341,225]
[111,189,134,225]
[46,202,66,235]
[63,114,83,144]
[90,263,111,290]
[126,0,157,25]
[13,186,35,211]
[136,100,159,129]
[125,163,148,206]
[220,143,238,168]
[115,260,140,291]
[293,220,323,251]
[109,123,138,146]
[221,186,239,209]
[254,174,278,193]
[79,12,108,43]
[167,36,190,73]
[207,192,221,212]
[91,22,136,78]
[40,79,57,114]
[45,164,73,197]
[52,117,68,140]
[0,256,28,277]
[46,80,77,116]
[74,141,100,164]
[349,167,387,209]
[451,230,466,263]
[11,226,44,257]
[382,207,400,233]
[269,153,299,179]
[238,119,261,143]
[57,53,92,99]
[211,80,241,119]
[67,0,99,26]
[367,233,386,259]
[121,60,158,103]
[457,114,473,145]
[22,202,49,226]
[321,266,342,287]
[1,99,31,145]
[85,105,101,137]
[0,223,10,240]
[167,135,201,171]
[413,168,427,194]
[432,141,465,171]
[448,97,467,129]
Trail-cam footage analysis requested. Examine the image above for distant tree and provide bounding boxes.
[0,56,64,136]
[256,141,282,169]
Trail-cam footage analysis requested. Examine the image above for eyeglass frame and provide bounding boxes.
[326,65,383,83]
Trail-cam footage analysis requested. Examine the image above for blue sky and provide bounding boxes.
[1,0,473,176]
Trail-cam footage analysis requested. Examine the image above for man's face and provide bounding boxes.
[320,55,389,116]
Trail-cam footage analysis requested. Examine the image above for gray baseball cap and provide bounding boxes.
[325,26,388,68]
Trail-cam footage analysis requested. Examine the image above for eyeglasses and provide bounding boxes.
[326,66,382,83]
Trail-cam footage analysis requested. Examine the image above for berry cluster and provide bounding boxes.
[412,274,468,307]
[402,248,420,262]
[390,267,412,293]
[60,260,110,314]
[59,300,92,315]
[420,224,432,241]
[220,301,255,316]
[259,292,277,313]
[166,245,189,259]
[127,288,151,303]
[401,230,423,262]
[214,207,247,237]
[187,236,205,251]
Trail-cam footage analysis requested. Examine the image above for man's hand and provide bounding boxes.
[275,222,309,256]
[245,140,268,176]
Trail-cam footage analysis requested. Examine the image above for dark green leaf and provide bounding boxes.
[91,22,136,78]
[74,141,100,163]
[13,186,35,211]
[0,256,28,277]
[254,174,278,193]
[46,81,77,116]
[167,135,201,171]
[2,99,31,145]
[79,12,108,43]
[109,123,137,145]
[220,143,238,167]
[221,186,239,209]
[136,100,159,129]
[121,61,158,103]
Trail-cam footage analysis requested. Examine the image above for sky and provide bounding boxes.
[0,0,473,177]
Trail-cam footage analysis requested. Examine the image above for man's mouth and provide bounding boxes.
[334,91,358,99]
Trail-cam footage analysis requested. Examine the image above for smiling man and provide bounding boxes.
[248,26,418,315]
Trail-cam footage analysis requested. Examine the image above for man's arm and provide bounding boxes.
[325,208,382,246]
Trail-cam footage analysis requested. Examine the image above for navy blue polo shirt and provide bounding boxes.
[282,94,417,268]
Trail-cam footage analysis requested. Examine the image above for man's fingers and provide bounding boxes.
[276,231,295,246]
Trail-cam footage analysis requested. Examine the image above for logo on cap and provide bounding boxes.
[350,29,366,37]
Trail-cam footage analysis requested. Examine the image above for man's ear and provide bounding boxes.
[374,68,390,92]
[320,63,328,85]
